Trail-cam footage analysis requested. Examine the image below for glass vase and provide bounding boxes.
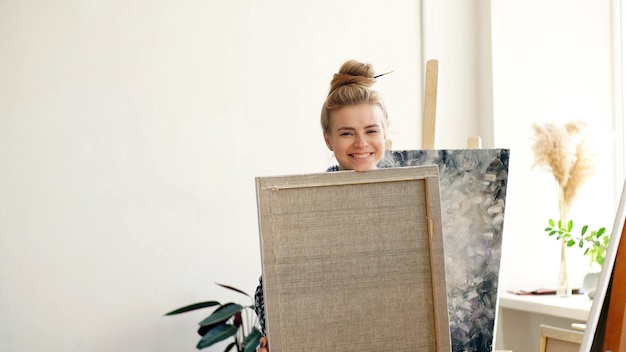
[557,239,572,297]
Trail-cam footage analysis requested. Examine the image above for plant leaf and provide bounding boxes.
[567,220,573,232]
[164,301,221,316]
[597,227,607,237]
[548,219,555,226]
[200,303,243,327]
[243,327,262,352]
[198,323,220,337]
[224,341,237,352]
[196,324,238,349]
[581,225,588,235]
[217,283,251,298]
[566,239,576,247]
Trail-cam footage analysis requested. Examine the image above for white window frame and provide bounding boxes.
[614,0,625,200]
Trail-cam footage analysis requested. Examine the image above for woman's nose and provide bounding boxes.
[354,134,368,148]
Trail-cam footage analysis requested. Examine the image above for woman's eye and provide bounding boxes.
[340,132,353,136]
[367,129,379,134]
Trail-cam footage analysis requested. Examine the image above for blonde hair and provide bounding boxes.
[320,60,389,134]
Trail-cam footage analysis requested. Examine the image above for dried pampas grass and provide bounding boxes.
[531,121,595,219]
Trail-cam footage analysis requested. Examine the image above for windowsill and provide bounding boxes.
[498,292,593,321]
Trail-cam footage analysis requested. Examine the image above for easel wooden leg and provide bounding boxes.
[422,59,438,150]
[603,220,626,351]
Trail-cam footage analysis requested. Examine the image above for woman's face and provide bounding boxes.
[324,103,387,172]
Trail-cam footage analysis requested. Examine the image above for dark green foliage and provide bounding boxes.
[166,284,261,351]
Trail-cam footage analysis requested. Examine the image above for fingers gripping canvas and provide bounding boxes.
[256,166,450,352]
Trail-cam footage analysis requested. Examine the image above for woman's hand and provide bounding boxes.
[257,337,269,352]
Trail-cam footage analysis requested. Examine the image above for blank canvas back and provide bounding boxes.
[256,166,450,352]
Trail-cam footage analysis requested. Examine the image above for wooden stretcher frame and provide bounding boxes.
[539,325,583,352]
[602,224,626,351]
[256,165,451,352]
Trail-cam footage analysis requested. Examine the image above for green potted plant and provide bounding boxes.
[544,219,609,298]
[544,219,609,269]
[165,283,261,351]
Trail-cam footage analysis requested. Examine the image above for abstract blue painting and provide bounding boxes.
[380,149,509,352]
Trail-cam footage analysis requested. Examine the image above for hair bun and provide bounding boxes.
[320,59,389,134]
[329,60,376,93]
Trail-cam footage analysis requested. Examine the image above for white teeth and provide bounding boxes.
[352,153,371,159]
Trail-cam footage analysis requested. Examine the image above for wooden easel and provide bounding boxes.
[420,58,482,150]
[580,181,626,351]
[603,218,626,351]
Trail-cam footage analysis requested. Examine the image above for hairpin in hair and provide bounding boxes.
[374,71,394,79]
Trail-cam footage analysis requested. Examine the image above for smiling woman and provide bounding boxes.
[320,59,391,172]
[254,59,392,352]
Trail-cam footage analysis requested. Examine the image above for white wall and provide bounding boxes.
[421,1,487,148]
[0,0,619,351]
[0,1,424,351]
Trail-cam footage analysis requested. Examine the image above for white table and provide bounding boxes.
[495,292,593,352]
